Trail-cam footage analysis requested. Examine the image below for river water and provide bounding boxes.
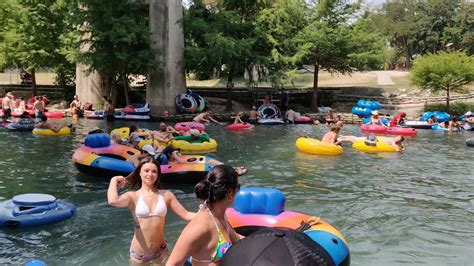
[0,119,473,265]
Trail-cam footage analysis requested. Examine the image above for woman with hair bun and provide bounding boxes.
[107,157,195,264]
[166,165,241,265]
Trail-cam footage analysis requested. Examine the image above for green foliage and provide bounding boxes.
[411,51,474,92]
[425,102,474,117]
[74,0,159,83]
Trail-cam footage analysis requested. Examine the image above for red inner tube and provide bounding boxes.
[227,123,254,131]
[386,127,417,136]
[360,124,387,134]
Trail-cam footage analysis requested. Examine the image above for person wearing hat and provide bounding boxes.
[462,111,474,130]
[126,144,157,167]
[2,92,15,122]
[389,112,407,127]
[369,110,387,127]
[160,145,187,164]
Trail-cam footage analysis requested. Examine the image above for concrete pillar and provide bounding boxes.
[75,63,103,107]
[147,0,186,116]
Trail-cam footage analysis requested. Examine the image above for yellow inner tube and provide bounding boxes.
[111,127,150,140]
[32,127,71,136]
[295,137,343,156]
[138,138,167,149]
[352,137,396,152]
[171,138,218,154]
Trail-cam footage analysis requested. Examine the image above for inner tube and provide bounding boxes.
[360,124,387,134]
[295,137,343,156]
[188,92,206,113]
[293,116,312,124]
[44,111,64,119]
[85,111,105,119]
[32,126,71,136]
[352,137,396,153]
[171,138,218,154]
[225,188,350,266]
[404,120,433,129]
[6,119,35,131]
[122,103,150,115]
[114,112,150,120]
[466,138,474,147]
[420,111,450,122]
[175,94,197,114]
[175,122,206,132]
[0,193,76,229]
[258,104,280,119]
[159,155,222,183]
[362,117,389,125]
[357,100,381,110]
[258,118,285,125]
[386,127,417,136]
[352,106,372,117]
[226,123,254,131]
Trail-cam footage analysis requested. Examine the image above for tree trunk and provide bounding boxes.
[311,64,319,110]
[402,36,411,69]
[226,70,234,112]
[123,75,130,106]
[30,68,37,96]
[446,86,450,113]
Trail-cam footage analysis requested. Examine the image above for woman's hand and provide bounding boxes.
[113,176,126,188]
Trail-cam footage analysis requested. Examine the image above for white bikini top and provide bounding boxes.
[135,192,167,218]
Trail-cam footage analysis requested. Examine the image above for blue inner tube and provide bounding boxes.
[352,107,372,117]
[0,194,76,229]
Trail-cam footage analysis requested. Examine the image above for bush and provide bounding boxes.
[424,102,474,116]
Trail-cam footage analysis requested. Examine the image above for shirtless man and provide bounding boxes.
[321,125,341,144]
[151,122,174,143]
[34,115,66,133]
[70,95,82,122]
[193,111,222,125]
[33,96,45,120]
[105,100,115,122]
[427,115,437,124]
[2,92,14,122]
[248,106,260,124]
[285,108,296,124]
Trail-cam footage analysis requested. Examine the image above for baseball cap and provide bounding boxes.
[141,144,156,156]
[465,111,472,116]
[189,129,200,137]
[371,110,379,116]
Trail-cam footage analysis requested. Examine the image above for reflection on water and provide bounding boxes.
[0,120,473,265]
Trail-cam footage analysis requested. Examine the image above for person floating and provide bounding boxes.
[321,125,341,145]
[193,111,223,125]
[107,157,195,264]
[34,115,66,133]
[338,135,405,152]
[233,112,245,125]
[166,165,241,265]
[368,110,387,127]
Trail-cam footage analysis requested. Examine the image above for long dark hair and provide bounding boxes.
[129,125,138,136]
[195,165,239,205]
[126,157,160,192]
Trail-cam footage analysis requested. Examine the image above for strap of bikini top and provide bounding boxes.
[200,201,220,231]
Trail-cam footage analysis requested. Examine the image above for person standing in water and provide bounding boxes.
[108,157,195,264]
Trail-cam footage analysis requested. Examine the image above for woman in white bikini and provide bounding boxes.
[107,157,195,264]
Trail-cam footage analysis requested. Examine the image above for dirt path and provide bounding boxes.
[374,71,395,85]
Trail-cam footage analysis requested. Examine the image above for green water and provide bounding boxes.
[1,120,473,265]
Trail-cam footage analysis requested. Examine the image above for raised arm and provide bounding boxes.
[107,176,132,207]
[165,191,196,221]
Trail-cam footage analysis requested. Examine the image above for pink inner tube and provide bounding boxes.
[361,124,387,134]
[44,111,64,118]
[226,123,254,131]
[294,116,312,123]
[387,127,417,136]
[175,121,206,132]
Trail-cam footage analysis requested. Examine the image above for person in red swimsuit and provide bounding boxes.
[389,112,406,127]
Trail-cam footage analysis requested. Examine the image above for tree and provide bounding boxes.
[1,0,72,96]
[183,0,273,111]
[410,51,474,112]
[74,0,159,105]
[376,0,419,69]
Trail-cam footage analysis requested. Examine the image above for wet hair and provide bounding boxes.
[395,136,405,143]
[126,157,160,192]
[129,125,138,135]
[195,165,239,205]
